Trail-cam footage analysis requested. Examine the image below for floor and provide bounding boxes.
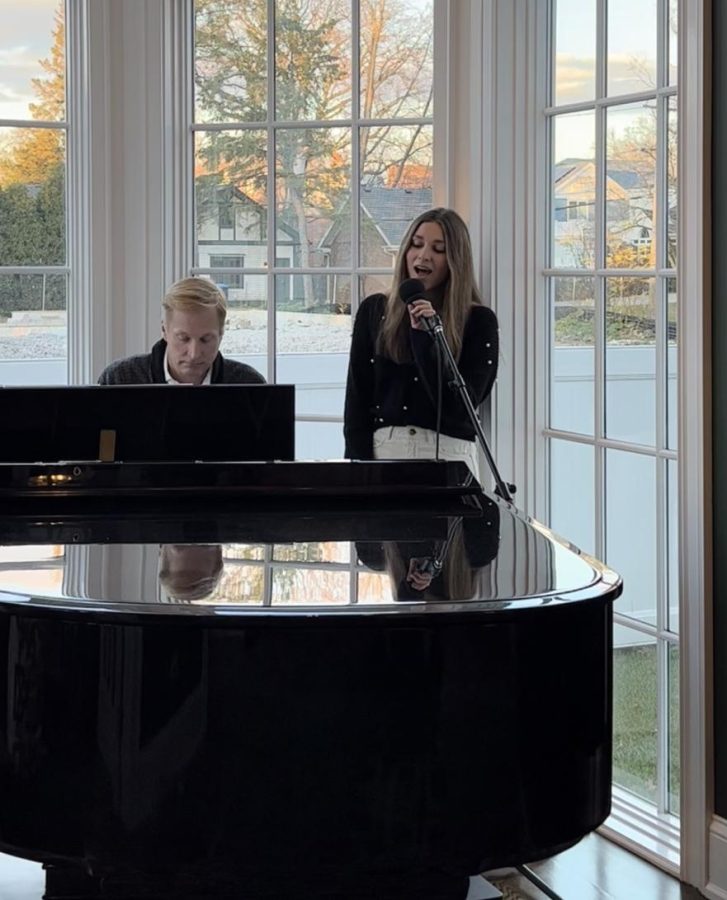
[485,833,705,899]
[0,833,705,900]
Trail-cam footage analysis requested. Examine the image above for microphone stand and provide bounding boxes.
[415,515,462,576]
[423,317,516,504]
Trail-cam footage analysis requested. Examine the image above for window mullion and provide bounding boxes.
[267,0,276,385]
[594,0,606,562]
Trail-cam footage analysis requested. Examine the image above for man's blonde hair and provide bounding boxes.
[162,277,227,330]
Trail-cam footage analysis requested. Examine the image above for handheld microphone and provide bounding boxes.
[398,278,442,333]
[414,555,444,577]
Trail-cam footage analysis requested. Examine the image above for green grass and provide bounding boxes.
[613,643,680,811]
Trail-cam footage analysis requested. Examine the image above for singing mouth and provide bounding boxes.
[413,265,432,277]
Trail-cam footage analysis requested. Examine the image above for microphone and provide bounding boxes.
[398,278,442,334]
[414,555,443,577]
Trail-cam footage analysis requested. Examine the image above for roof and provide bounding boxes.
[359,185,433,246]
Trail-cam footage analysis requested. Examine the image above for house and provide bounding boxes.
[196,184,300,306]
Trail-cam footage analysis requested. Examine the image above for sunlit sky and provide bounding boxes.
[0,0,60,121]
[0,0,669,154]
[553,0,675,163]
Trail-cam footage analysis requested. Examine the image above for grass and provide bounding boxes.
[613,643,680,811]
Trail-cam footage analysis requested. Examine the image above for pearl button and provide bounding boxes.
[403,405,408,411]
[370,358,374,363]
[488,360,493,364]
[486,343,491,348]
[414,376,419,382]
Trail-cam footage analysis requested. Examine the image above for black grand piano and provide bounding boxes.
[0,386,621,900]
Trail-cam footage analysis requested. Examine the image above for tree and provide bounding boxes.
[0,3,65,316]
[359,0,433,186]
[194,0,434,308]
[0,5,65,188]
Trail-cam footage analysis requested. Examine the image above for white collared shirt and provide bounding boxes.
[163,349,212,385]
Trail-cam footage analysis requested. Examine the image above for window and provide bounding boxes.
[209,254,245,290]
[0,0,67,385]
[191,0,435,458]
[546,0,679,863]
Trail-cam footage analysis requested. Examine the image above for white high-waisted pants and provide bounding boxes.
[373,425,481,481]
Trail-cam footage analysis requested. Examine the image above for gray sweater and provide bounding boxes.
[98,338,265,385]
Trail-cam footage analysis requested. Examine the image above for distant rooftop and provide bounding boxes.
[359,185,433,247]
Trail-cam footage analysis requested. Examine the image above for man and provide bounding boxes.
[158,544,224,602]
[98,277,265,385]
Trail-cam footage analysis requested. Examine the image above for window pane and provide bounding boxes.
[606,449,656,623]
[668,642,680,812]
[357,569,394,603]
[0,273,66,382]
[667,277,677,449]
[272,567,349,604]
[550,277,594,435]
[360,122,433,262]
[605,103,656,269]
[223,544,266,560]
[607,0,657,96]
[275,0,351,121]
[358,183,432,269]
[273,542,349,563]
[667,98,678,268]
[613,633,658,804]
[667,458,679,632]
[295,420,345,459]
[207,272,267,377]
[207,562,265,604]
[553,0,596,105]
[195,129,268,266]
[276,273,351,418]
[360,0,433,120]
[551,111,595,268]
[194,0,267,124]
[668,0,678,86]
[276,127,350,268]
[0,128,65,265]
[549,437,595,555]
[605,276,655,445]
[360,274,393,304]
[0,0,65,121]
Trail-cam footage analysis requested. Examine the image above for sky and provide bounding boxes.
[553,0,675,163]
[0,0,62,122]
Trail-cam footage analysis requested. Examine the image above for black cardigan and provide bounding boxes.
[343,293,499,459]
[98,338,266,385]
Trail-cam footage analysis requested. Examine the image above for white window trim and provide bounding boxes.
[477,0,714,891]
[676,0,713,892]
[73,0,169,383]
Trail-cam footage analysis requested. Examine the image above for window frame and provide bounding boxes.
[483,0,711,886]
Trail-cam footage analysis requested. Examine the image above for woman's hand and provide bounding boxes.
[407,299,437,331]
[407,558,434,591]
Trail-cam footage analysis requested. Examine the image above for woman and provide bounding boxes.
[343,207,498,478]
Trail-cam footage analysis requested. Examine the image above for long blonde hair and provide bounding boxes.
[378,208,482,363]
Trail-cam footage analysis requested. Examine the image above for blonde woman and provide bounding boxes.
[343,208,498,478]
[98,276,265,385]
